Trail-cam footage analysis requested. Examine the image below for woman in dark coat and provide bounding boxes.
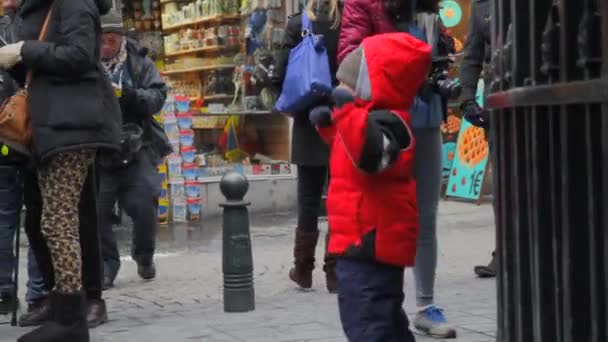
[276,0,341,293]
[0,0,120,340]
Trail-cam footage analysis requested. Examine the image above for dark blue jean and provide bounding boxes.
[0,165,22,295]
[0,165,46,301]
[336,258,415,342]
[25,248,48,303]
[99,151,160,277]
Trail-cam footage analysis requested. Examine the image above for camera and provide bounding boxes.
[99,123,143,169]
[427,56,462,99]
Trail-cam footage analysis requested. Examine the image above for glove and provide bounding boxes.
[332,87,355,108]
[309,106,332,127]
[119,86,138,108]
[460,99,489,128]
[0,41,24,70]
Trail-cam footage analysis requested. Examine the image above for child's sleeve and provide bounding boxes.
[332,104,413,173]
[317,125,336,146]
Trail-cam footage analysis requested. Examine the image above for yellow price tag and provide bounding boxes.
[1,144,9,156]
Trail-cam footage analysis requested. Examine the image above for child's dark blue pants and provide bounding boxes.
[336,258,416,342]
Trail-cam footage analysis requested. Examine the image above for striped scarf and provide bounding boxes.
[101,37,128,76]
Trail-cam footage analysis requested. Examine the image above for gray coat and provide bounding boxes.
[460,0,492,101]
[122,39,171,162]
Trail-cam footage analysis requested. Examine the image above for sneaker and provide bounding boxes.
[414,305,457,339]
[0,292,18,315]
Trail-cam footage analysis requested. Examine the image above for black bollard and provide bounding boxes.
[220,172,255,312]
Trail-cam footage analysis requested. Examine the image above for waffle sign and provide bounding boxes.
[446,119,489,200]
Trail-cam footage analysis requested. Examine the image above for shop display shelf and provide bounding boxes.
[197,173,296,184]
[163,14,241,31]
[165,45,238,58]
[201,110,274,116]
[203,94,234,101]
[162,64,237,76]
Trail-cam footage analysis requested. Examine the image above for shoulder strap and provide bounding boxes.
[25,6,54,87]
[301,11,313,34]
[37,7,54,41]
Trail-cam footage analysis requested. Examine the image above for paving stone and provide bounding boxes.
[1,201,497,342]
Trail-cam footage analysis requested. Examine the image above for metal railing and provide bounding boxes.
[486,0,607,341]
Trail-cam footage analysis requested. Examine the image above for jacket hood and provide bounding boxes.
[127,37,149,57]
[356,33,431,109]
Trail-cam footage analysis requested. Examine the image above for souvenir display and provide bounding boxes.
[116,0,294,222]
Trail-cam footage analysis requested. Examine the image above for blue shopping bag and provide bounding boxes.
[274,12,332,115]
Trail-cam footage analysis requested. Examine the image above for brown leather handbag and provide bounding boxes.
[0,8,53,149]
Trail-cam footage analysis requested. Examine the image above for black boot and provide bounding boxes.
[19,297,51,327]
[86,299,108,328]
[474,252,497,278]
[18,291,89,342]
[137,261,157,280]
[289,228,319,289]
[322,233,338,293]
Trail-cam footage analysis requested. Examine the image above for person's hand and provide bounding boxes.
[460,99,489,128]
[309,106,332,127]
[332,87,355,108]
[119,86,138,108]
[0,41,24,70]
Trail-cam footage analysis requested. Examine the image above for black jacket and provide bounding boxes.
[122,39,171,162]
[0,14,29,164]
[15,0,120,162]
[0,14,19,112]
[460,0,492,101]
[277,11,340,167]
[0,13,19,44]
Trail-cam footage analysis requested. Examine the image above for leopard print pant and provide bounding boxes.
[38,150,95,293]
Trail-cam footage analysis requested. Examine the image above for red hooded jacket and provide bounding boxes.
[320,33,431,267]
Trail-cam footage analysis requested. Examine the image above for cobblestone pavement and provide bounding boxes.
[1,201,497,342]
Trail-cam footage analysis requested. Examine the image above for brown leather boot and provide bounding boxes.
[322,233,338,293]
[289,228,319,289]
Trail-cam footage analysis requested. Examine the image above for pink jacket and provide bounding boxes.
[337,0,397,63]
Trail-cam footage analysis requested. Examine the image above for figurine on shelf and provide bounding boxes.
[206,73,218,95]
[245,7,267,55]
[220,74,235,94]
[142,0,154,19]
[229,66,243,111]
[202,0,211,18]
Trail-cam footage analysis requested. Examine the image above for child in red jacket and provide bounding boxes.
[310,32,431,341]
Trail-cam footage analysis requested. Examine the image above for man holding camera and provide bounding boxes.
[98,10,170,289]
[459,0,496,278]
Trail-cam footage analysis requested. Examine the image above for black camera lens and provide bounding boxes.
[437,79,462,99]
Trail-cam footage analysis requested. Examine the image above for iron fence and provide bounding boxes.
[486,0,607,341]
